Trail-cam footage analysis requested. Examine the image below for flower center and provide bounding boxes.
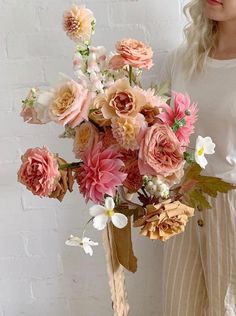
[197,146,205,156]
[65,17,81,33]
[106,210,114,217]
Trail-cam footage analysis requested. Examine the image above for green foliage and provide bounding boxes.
[180,162,236,210]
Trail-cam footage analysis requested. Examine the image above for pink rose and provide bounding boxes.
[115,39,153,70]
[138,123,184,177]
[18,147,60,197]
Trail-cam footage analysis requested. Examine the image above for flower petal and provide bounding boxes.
[89,205,106,217]
[105,197,115,211]
[65,235,82,247]
[111,213,128,229]
[83,244,93,256]
[195,154,208,169]
[93,214,108,230]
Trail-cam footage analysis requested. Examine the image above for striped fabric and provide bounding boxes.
[163,191,236,316]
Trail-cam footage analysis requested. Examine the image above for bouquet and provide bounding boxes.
[18,4,235,314]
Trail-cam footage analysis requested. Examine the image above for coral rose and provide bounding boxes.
[73,122,100,159]
[49,79,91,128]
[63,5,95,43]
[101,79,145,120]
[76,143,127,203]
[115,38,153,70]
[138,123,184,177]
[18,147,60,197]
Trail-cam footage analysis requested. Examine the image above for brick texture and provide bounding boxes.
[0,0,186,315]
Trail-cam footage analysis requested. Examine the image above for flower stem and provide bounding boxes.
[128,65,133,86]
[59,162,82,170]
[82,217,94,238]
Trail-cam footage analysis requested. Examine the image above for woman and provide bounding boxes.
[161,0,236,315]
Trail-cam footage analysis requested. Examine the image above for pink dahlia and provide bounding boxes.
[76,143,127,203]
[158,92,198,147]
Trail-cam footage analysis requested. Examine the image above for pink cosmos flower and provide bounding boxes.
[76,143,127,203]
[138,123,184,177]
[158,92,198,147]
[18,147,60,197]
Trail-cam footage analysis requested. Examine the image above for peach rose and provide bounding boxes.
[49,80,91,128]
[89,95,111,126]
[112,114,145,150]
[101,79,145,120]
[73,122,100,158]
[18,147,60,197]
[115,38,153,70]
[138,123,184,177]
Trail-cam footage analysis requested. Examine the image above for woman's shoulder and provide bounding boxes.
[159,45,186,82]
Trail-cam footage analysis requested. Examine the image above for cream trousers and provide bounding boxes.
[163,191,236,316]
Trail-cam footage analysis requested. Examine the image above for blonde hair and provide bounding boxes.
[183,0,218,77]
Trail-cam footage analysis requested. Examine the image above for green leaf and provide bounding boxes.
[197,176,236,197]
[154,80,171,97]
[186,189,212,210]
[184,152,195,164]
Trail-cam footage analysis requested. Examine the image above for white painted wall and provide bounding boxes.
[0,0,186,315]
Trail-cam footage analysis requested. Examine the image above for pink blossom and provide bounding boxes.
[158,92,198,147]
[76,143,127,203]
[18,147,60,197]
[108,55,126,70]
[138,123,184,177]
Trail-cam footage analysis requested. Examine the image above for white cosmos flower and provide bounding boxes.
[89,197,128,231]
[195,136,215,169]
[65,235,98,256]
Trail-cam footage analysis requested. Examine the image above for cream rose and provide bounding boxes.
[48,79,91,128]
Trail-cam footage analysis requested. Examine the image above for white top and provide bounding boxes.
[160,47,236,182]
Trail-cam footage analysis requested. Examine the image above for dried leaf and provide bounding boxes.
[112,218,137,273]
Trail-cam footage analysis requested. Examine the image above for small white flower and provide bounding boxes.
[159,183,170,199]
[89,197,128,231]
[195,136,215,169]
[65,235,98,256]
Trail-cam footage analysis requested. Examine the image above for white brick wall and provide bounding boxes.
[0,0,186,315]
